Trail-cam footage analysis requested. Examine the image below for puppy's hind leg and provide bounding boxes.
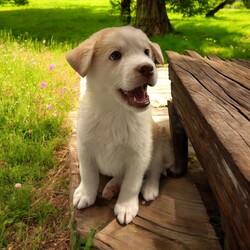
[102,176,122,200]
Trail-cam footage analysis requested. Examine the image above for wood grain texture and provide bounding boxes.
[93,177,221,250]
[166,51,250,249]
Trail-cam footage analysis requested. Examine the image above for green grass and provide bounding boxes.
[0,1,249,59]
[156,10,250,60]
[0,31,78,248]
[0,0,120,45]
[0,0,249,248]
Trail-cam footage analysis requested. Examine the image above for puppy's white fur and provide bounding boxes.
[67,26,174,224]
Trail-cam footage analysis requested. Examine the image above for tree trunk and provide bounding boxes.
[121,0,131,24]
[135,0,173,36]
[206,0,234,17]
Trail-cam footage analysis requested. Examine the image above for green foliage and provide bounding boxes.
[70,223,96,250]
[168,0,212,16]
[0,0,29,5]
[243,0,250,8]
[232,0,247,8]
[14,0,28,5]
[110,0,249,18]
[170,0,250,17]
[154,10,250,60]
[109,0,121,12]
[109,0,136,14]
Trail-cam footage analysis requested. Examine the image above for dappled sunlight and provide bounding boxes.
[0,0,119,45]
[155,9,250,60]
[0,0,249,247]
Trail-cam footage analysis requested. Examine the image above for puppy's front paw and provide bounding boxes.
[114,198,139,224]
[141,179,159,201]
[73,182,96,209]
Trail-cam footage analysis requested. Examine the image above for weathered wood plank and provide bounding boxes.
[230,58,250,69]
[184,50,203,59]
[166,51,250,249]
[167,51,250,175]
[205,59,250,86]
[73,175,117,236]
[180,55,250,120]
[205,55,224,61]
[93,177,221,250]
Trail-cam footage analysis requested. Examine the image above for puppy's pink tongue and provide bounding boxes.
[121,85,150,108]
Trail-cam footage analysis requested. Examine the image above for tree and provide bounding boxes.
[121,0,131,24]
[168,0,250,17]
[243,0,250,8]
[135,0,173,36]
[206,0,235,17]
[111,0,249,35]
[0,0,28,5]
[168,0,211,17]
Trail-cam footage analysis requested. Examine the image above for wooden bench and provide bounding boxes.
[167,50,250,250]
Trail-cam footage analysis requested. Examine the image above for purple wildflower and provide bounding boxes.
[49,64,56,70]
[46,104,52,109]
[41,82,47,89]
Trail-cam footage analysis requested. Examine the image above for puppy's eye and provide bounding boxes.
[144,49,150,56]
[110,51,121,61]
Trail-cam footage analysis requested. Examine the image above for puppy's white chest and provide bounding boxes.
[78,108,152,176]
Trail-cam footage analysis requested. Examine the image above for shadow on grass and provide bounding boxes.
[0,7,249,59]
[0,7,120,45]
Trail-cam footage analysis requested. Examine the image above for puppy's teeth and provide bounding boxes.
[133,97,137,101]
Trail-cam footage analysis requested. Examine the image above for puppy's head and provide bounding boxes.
[66,26,164,110]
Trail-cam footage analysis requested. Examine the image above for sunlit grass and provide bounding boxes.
[0,0,249,248]
[153,9,250,60]
[0,0,120,45]
[0,31,79,248]
[0,2,249,59]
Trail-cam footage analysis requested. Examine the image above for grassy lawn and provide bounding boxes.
[0,32,79,248]
[161,10,250,59]
[0,0,249,249]
[0,1,249,59]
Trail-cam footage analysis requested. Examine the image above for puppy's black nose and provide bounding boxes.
[137,64,154,77]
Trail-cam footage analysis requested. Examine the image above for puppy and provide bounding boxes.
[67,26,174,224]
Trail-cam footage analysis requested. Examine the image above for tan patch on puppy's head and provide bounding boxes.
[66,28,112,77]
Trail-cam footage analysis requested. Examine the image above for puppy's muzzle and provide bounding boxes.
[118,63,156,109]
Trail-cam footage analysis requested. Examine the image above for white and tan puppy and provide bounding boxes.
[67,26,174,224]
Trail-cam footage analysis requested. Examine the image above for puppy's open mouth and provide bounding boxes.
[119,84,150,108]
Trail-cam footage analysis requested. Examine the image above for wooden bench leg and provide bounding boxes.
[222,215,239,250]
[168,100,188,177]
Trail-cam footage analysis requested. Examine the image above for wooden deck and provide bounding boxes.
[69,67,221,249]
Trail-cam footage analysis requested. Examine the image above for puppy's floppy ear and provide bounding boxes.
[150,42,164,65]
[66,38,96,77]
